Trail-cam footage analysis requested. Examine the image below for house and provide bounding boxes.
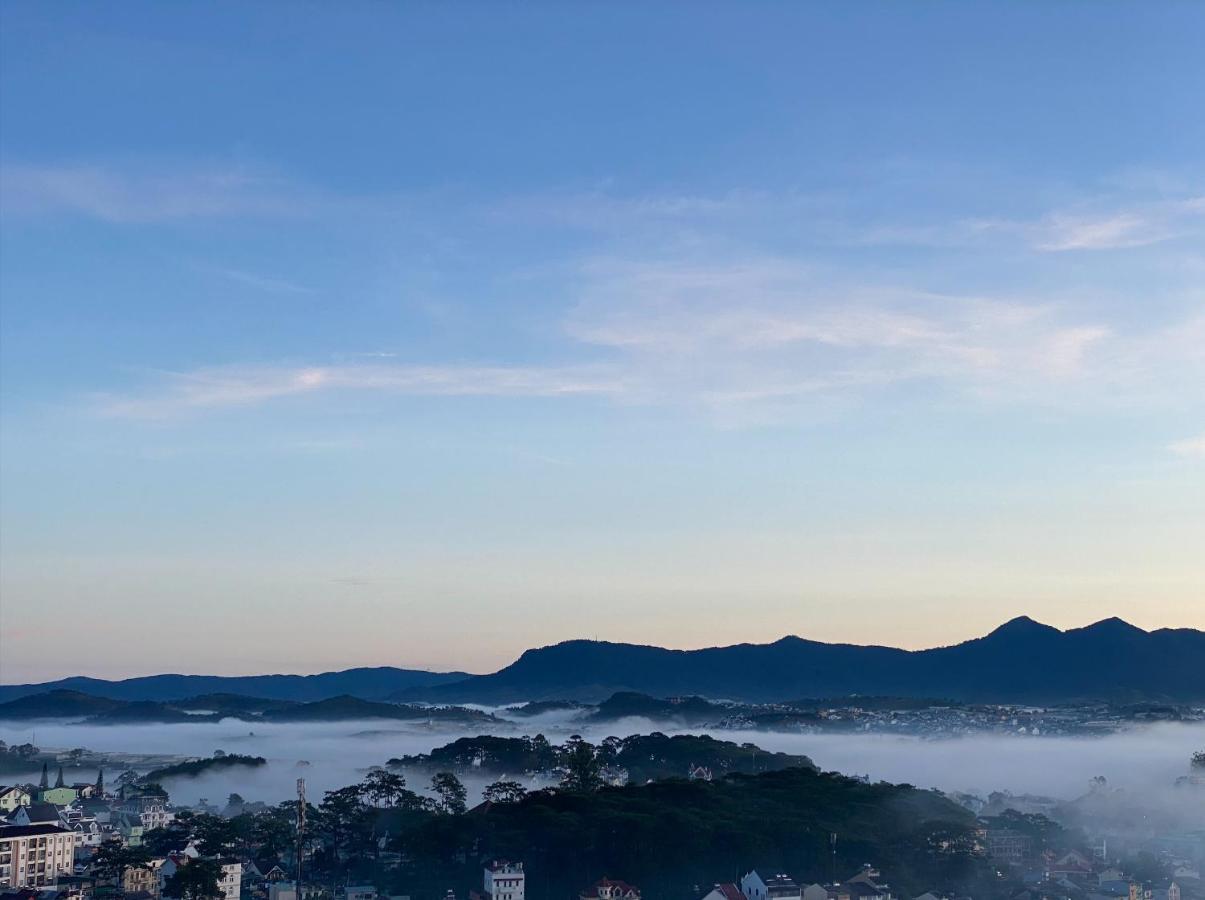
[5,804,61,828]
[0,789,31,814]
[469,861,525,900]
[802,885,831,900]
[580,879,642,900]
[38,770,78,807]
[0,823,77,888]
[113,812,145,847]
[122,862,160,898]
[218,860,243,900]
[245,859,289,885]
[845,867,894,900]
[341,887,377,900]
[121,794,172,831]
[1048,852,1094,879]
[742,872,802,900]
[702,884,746,900]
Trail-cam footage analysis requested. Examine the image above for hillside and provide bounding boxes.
[392,766,985,900]
[0,689,126,719]
[401,617,1205,704]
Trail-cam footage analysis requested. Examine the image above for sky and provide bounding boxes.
[1,2,1203,683]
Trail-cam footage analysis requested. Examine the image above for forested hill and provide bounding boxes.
[392,766,986,900]
[401,617,1205,704]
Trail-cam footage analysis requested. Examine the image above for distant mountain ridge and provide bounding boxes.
[3,617,1201,705]
[398,616,1205,704]
[0,666,469,704]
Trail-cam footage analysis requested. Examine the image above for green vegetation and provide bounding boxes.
[387,767,983,900]
[388,732,814,784]
[143,753,267,782]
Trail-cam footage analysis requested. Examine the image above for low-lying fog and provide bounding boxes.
[4,714,1203,820]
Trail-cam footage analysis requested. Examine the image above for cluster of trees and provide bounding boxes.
[143,753,267,783]
[388,732,813,785]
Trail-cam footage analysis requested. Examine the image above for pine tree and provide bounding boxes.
[96,768,105,795]
[55,766,65,788]
[39,762,49,789]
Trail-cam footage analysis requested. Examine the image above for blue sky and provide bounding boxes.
[1,3,1203,681]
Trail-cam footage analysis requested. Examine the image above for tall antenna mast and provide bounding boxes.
[296,778,306,898]
[830,832,838,884]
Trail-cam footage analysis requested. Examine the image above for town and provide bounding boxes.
[2,740,1203,900]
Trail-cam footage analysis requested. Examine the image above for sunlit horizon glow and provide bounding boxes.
[1,4,1203,686]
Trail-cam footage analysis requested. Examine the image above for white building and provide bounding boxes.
[219,860,243,900]
[484,862,525,900]
[742,873,802,900]
[0,822,77,888]
[0,787,32,813]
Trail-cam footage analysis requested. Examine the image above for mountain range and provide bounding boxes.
[0,666,466,704]
[2,617,1201,706]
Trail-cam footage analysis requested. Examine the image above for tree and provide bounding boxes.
[193,814,238,857]
[92,840,151,887]
[360,769,408,808]
[482,780,527,805]
[250,807,296,858]
[164,858,223,900]
[1191,750,1205,771]
[561,736,602,792]
[430,772,467,815]
[317,784,373,864]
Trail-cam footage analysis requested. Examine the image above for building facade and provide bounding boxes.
[0,823,77,888]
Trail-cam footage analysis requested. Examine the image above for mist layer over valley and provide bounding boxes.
[4,711,1202,826]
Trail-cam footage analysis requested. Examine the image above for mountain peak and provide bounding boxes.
[1076,616,1147,637]
[986,616,1061,639]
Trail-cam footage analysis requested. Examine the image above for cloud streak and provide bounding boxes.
[0,163,308,223]
[94,363,623,419]
[90,257,1203,423]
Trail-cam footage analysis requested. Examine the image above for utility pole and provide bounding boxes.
[830,832,838,885]
[296,778,306,900]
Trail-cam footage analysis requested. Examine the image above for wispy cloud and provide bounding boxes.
[0,162,308,223]
[94,363,623,419]
[972,195,1205,253]
[91,257,1196,423]
[207,266,315,295]
[1168,433,1205,458]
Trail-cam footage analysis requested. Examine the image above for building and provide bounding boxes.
[123,862,160,898]
[845,867,894,900]
[218,860,243,900]
[481,861,525,900]
[702,884,746,900]
[5,804,62,828]
[113,811,145,847]
[580,879,642,900]
[0,823,77,888]
[341,887,377,900]
[742,872,802,900]
[38,770,79,807]
[121,794,171,831]
[985,828,1033,865]
[0,788,32,814]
